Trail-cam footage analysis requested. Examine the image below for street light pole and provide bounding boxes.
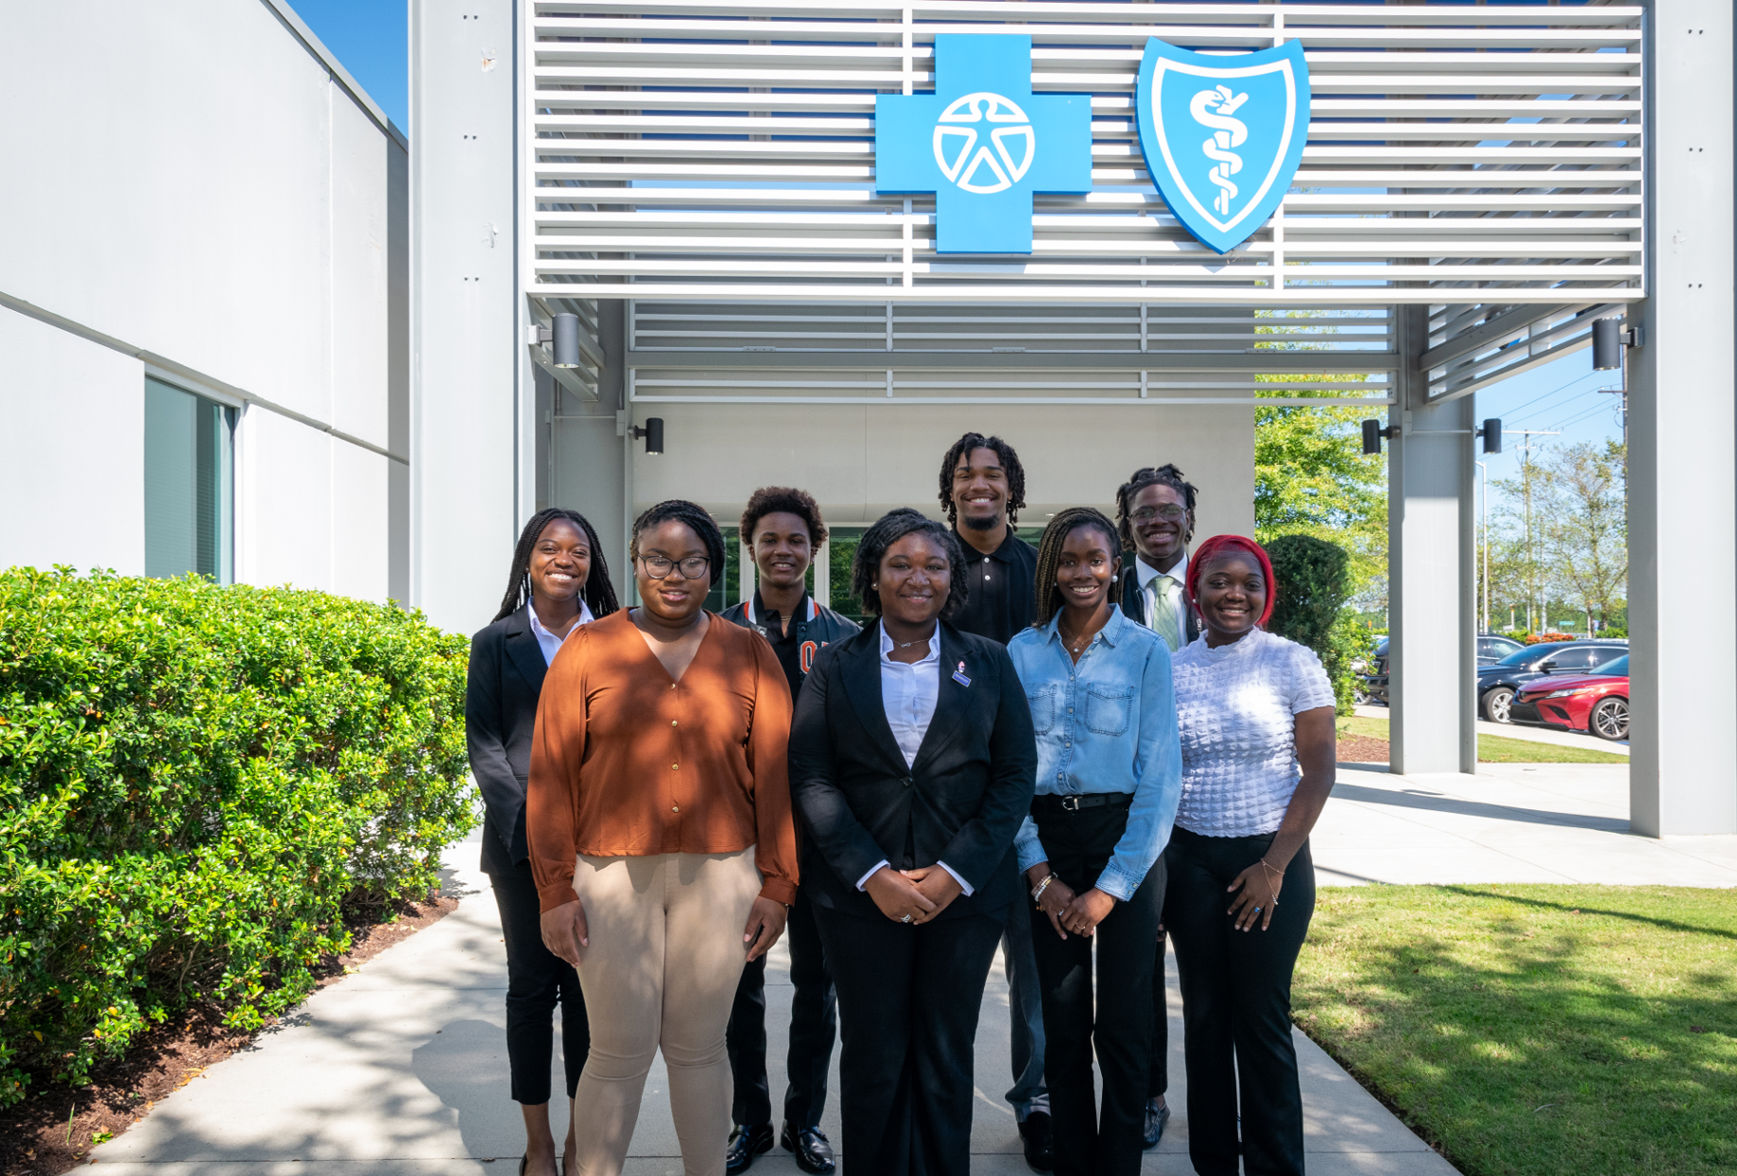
[1475,460,1490,633]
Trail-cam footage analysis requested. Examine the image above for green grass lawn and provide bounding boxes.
[1294,885,1737,1176]
[1340,714,1629,765]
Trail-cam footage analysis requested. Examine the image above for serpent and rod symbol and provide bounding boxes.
[1190,83,1250,216]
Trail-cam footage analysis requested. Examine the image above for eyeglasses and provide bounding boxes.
[638,554,711,580]
[1130,504,1187,524]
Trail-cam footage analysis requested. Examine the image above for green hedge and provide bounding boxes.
[0,569,474,1108]
[1264,534,1368,714]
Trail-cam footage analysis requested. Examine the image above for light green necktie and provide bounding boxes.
[1147,575,1182,652]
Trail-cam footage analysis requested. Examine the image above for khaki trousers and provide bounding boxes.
[568,848,762,1176]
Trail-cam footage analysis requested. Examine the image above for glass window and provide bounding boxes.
[144,377,234,581]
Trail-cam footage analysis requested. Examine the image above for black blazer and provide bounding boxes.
[1119,562,1201,644]
[466,606,550,875]
[788,622,1037,921]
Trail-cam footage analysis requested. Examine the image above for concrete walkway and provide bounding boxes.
[1353,703,1630,755]
[88,820,1457,1175]
[94,756,1737,1176]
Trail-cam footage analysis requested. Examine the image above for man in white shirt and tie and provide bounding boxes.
[1112,462,1199,1151]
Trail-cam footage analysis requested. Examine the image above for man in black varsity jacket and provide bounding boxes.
[721,486,859,1175]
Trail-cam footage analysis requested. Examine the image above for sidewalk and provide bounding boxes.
[1353,704,1630,755]
[88,821,1459,1175]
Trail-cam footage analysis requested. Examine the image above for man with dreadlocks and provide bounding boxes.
[935,431,1053,1172]
[1111,462,1201,1151]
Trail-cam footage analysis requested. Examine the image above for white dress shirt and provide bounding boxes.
[1134,551,1189,651]
[854,622,973,896]
[528,599,595,666]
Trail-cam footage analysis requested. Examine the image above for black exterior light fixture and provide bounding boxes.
[531,312,584,368]
[1361,417,1502,455]
[1591,316,1641,371]
[630,417,665,455]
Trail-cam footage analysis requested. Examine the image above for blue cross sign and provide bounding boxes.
[875,35,1092,254]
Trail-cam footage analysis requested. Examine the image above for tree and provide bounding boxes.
[1253,398,1388,605]
[1535,440,1627,629]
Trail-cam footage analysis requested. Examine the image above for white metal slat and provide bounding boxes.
[526,0,1644,305]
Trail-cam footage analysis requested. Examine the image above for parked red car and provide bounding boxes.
[1511,654,1629,741]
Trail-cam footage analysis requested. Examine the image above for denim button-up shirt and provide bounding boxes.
[1006,605,1182,902]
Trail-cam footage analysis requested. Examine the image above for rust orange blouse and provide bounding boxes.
[526,610,798,912]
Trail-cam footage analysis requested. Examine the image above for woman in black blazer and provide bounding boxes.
[467,508,619,1176]
[789,508,1037,1175]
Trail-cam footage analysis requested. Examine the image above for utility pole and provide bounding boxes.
[1475,460,1490,633]
[1505,429,1560,633]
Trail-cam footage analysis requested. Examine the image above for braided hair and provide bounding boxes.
[492,508,620,622]
[630,499,727,586]
[1114,463,1200,554]
[937,431,1028,529]
[1032,507,1122,626]
[851,508,969,621]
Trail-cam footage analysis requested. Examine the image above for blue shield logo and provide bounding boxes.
[1135,39,1310,254]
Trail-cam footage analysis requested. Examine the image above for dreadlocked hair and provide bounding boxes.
[936,431,1028,528]
[1114,462,1200,553]
[492,508,621,623]
[1031,507,1122,627]
[851,508,969,621]
[739,485,829,548]
[630,499,727,587]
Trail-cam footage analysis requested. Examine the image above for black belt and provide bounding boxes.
[1033,792,1133,813]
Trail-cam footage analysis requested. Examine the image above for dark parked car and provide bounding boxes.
[1359,634,1526,705]
[1512,654,1629,740]
[1476,640,1630,724]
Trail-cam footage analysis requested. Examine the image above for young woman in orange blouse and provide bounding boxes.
[529,500,799,1176]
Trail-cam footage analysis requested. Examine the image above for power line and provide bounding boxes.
[1497,368,1604,420]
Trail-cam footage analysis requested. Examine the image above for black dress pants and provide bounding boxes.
[1027,800,1164,1176]
[815,904,1003,1176]
[1165,828,1316,1176]
[1149,863,1170,1101]
[726,887,837,1128]
[489,858,588,1104]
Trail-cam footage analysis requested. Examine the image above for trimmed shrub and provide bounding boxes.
[0,569,474,1107]
[1264,534,1362,713]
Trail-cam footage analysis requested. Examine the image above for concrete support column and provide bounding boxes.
[1388,306,1479,776]
[1627,0,1737,835]
[409,0,519,634]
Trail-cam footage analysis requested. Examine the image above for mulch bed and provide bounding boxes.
[0,890,458,1176]
[1338,736,1391,765]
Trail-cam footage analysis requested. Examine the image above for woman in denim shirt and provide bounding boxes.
[1006,507,1183,1176]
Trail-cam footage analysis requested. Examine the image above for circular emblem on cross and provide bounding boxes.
[931,91,1036,195]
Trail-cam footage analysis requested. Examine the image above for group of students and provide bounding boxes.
[464,431,1338,1176]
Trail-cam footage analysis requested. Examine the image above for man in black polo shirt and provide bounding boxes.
[721,487,859,1175]
[937,432,1052,1172]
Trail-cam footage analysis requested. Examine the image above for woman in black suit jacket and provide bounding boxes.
[467,508,619,1176]
[789,508,1037,1176]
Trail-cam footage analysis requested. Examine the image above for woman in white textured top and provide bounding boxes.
[1166,535,1336,1176]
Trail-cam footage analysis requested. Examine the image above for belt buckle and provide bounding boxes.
[1059,795,1082,812]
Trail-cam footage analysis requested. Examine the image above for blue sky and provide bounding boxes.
[289,1,1624,502]
[290,0,407,129]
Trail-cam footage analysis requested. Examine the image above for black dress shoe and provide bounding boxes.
[1018,1109,1054,1173]
[780,1122,836,1174]
[725,1122,775,1174]
[1142,1099,1172,1150]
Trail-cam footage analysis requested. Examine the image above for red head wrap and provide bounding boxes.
[1186,534,1277,629]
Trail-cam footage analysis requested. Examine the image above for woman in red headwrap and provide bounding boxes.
[1163,535,1337,1176]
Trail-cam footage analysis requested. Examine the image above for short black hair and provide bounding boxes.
[739,486,828,548]
[937,432,1028,528]
[1114,463,1200,553]
[1032,507,1121,626]
[630,499,727,587]
[492,508,620,623]
[851,508,969,621]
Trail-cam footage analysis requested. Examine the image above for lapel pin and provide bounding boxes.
[952,660,972,687]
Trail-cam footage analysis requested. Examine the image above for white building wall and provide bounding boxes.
[0,306,147,576]
[0,0,407,602]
